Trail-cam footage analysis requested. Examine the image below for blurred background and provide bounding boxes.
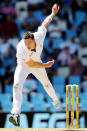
[0,0,87,128]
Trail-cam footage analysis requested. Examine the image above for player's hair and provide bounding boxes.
[23,31,34,39]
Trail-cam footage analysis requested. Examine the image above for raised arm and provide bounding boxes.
[41,4,60,28]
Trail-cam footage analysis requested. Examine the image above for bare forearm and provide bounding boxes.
[26,61,48,68]
[26,59,54,68]
[41,4,60,28]
[42,13,54,28]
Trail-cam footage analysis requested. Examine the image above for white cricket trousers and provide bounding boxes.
[11,61,58,115]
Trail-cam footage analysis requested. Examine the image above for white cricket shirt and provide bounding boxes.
[16,25,47,64]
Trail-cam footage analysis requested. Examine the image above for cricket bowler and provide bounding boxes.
[9,4,60,126]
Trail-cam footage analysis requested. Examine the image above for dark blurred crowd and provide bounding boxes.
[0,0,87,93]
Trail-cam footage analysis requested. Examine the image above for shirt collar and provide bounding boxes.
[31,49,36,52]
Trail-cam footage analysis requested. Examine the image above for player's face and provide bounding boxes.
[28,39,36,50]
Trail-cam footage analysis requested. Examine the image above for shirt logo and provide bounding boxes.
[30,52,33,57]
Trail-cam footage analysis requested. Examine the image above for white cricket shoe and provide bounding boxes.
[9,114,20,126]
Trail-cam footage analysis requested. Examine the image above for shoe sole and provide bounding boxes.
[9,116,20,126]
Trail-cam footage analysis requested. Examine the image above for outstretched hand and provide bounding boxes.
[52,4,60,16]
[41,4,60,28]
[46,60,55,68]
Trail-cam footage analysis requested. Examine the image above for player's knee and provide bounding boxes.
[13,83,18,89]
[43,80,51,88]
[45,84,49,88]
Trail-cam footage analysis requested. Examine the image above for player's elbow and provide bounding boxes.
[28,63,34,67]
[26,62,34,67]
[26,59,34,67]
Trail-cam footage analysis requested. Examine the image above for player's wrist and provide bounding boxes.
[51,12,55,17]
